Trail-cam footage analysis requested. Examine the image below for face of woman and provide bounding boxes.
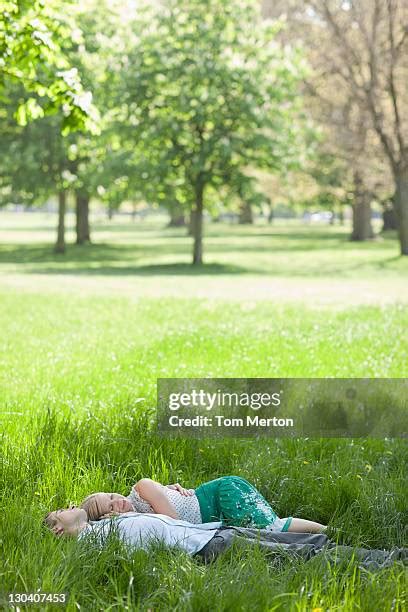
[92,493,133,517]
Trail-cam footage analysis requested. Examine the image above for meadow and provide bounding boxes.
[0,211,407,611]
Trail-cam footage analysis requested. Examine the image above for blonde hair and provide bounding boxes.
[80,493,104,521]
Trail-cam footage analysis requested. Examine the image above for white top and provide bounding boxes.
[79,512,221,555]
[127,486,202,524]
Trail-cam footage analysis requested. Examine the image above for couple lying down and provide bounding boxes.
[81,475,326,534]
[44,475,408,570]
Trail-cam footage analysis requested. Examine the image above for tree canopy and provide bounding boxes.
[115,0,312,263]
[0,0,97,132]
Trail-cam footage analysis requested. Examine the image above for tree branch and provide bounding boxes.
[386,0,405,160]
[362,0,397,167]
[310,0,366,91]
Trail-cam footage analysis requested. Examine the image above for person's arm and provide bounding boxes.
[134,478,179,518]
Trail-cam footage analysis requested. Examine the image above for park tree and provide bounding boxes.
[0,0,95,131]
[0,98,74,253]
[223,168,269,225]
[296,1,408,254]
[0,0,100,252]
[0,1,128,250]
[66,0,136,241]
[261,0,396,242]
[305,83,381,241]
[69,0,149,226]
[48,0,121,247]
[120,0,310,264]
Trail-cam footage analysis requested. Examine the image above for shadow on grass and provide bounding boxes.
[30,262,250,276]
[208,228,349,240]
[150,227,354,250]
[0,238,403,278]
[0,231,356,265]
[374,255,402,268]
[0,243,164,265]
[0,244,249,275]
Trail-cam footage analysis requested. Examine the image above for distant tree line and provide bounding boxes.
[1,0,407,260]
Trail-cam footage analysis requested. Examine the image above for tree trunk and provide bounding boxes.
[131,202,137,222]
[167,205,186,227]
[107,203,114,220]
[192,181,204,265]
[188,210,195,236]
[350,173,374,241]
[394,165,408,255]
[238,201,253,224]
[54,190,66,254]
[351,195,374,241]
[382,201,398,232]
[75,191,91,244]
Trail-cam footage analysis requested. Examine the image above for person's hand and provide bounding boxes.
[100,511,120,519]
[166,483,194,496]
[52,525,64,537]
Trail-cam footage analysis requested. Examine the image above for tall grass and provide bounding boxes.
[0,216,407,610]
[1,408,407,610]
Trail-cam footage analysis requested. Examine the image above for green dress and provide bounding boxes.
[195,476,292,531]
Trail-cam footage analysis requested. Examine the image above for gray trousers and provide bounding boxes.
[196,527,408,571]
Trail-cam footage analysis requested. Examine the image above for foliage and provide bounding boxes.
[0,0,120,209]
[0,97,65,206]
[0,0,98,132]
[112,0,312,261]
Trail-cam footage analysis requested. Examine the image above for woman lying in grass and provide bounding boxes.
[81,475,326,533]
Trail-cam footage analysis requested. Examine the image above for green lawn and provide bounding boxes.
[0,211,407,306]
[0,211,407,610]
